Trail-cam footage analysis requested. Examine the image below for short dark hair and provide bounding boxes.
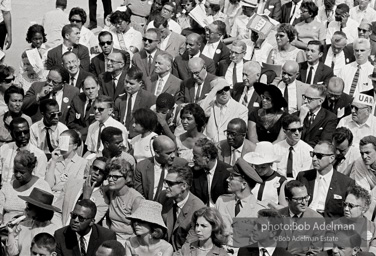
[61,129,82,147]
[163,2,176,13]
[40,99,59,114]
[98,31,113,41]
[337,3,350,13]
[284,180,306,199]
[10,117,29,132]
[56,0,67,8]
[282,114,301,130]
[301,1,318,18]
[126,66,143,82]
[62,24,78,39]
[76,199,97,219]
[110,11,131,24]
[333,127,354,147]
[277,23,297,42]
[228,118,247,133]
[106,157,134,187]
[170,166,193,187]
[99,240,125,256]
[156,93,175,109]
[308,40,324,53]
[4,85,24,104]
[95,94,114,108]
[31,233,56,253]
[195,138,218,160]
[146,28,161,40]
[360,135,376,150]
[153,15,168,28]
[69,7,87,24]
[133,108,158,132]
[26,24,47,44]
[180,103,207,132]
[209,3,221,12]
[101,127,123,144]
[50,66,70,83]
[213,20,226,36]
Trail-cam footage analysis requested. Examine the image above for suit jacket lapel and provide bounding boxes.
[174,195,192,232]
[308,108,324,133]
[165,34,173,50]
[300,63,308,83]
[146,159,155,200]
[162,76,173,93]
[307,171,317,205]
[114,72,126,99]
[65,227,81,256]
[313,63,324,84]
[188,80,196,101]
[86,226,99,256]
[325,171,337,206]
[141,51,149,76]
[151,76,157,94]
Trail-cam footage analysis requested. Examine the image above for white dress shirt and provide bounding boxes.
[195,72,207,100]
[202,40,221,59]
[153,159,167,198]
[278,80,298,114]
[336,144,361,175]
[337,114,376,146]
[339,61,374,96]
[289,0,302,25]
[324,47,346,76]
[207,160,218,207]
[349,6,376,24]
[309,168,334,211]
[112,72,122,88]
[326,18,359,44]
[70,70,80,87]
[155,73,170,95]
[104,26,143,55]
[175,192,190,218]
[305,62,319,84]
[225,61,243,88]
[231,142,244,166]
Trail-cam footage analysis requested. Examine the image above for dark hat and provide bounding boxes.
[254,82,287,109]
[227,158,263,183]
[19,188,61,212]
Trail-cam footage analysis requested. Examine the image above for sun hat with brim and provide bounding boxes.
[227,158,263,183]
[254,82,287,109]
[243,141,280,165]
[19,188,61,212]
[241,0,258,8]
[128,200,167,230]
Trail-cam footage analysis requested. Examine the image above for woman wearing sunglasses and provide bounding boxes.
[104,157,144,244]
[45,129,90,197]
[248,83,288,144]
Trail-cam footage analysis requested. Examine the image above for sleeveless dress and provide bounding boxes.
[176,135,194,166]
[272,47,304,66]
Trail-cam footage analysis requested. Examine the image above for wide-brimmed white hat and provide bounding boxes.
[243,141,280,165]
[128,200,167,230]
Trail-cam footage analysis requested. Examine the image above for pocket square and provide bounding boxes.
[319,127,323,130]
[333,194,342,199]
[253,102,260,107]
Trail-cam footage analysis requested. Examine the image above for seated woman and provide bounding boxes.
[267,23,305,66]
[0,150,52,224]
[105,157,144,244]
[6,188,60,256]
[45,130,89,197]
[177,0,196,31]
[130,108,158,163]
[125,200,173,256]
[174,207,228,256]
[176,104,207,166]
[248,83,287,144]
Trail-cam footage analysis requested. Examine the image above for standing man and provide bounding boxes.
[62,52,91,90]
[0,0,11,50]
[146,3,182,34]
[42,0,68,49]
[88,0,112,29]
[349,0,376,24]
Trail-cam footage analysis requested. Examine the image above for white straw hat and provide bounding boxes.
[243,141,280,165]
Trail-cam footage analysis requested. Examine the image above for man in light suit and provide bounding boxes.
[54,199,116,256]
[54,157,108,226]
[148,52,181,97]
[23,66,79,123]
[134,135,188,201]
[46,24,90,72]
[62,52,92,90]
[176,57,217,104]
[217,118,256,165]
[191,138,231,206]
[159,166,205,251]
[154,15,185,59]
[172,33,216,81]
[202,78,248,143]
[114,66,156,138]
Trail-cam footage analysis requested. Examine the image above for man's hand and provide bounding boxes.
[82,175,95,199]
[51,148,61,161]
[299,104,310,121]
[37,84,53,100]
[156,112,168,127]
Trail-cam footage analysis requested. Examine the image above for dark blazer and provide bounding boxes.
[89,48,130,77]
[217,139,256,164]
[159,191,205,251]
[231,82,261,114]
[23,82,80,123]
[66,93,96,141]
[54,224,116,256]
[280,2,304,24]
[146,73,182,97]
[98,71,126,101]
[46,44,90,71]
[132,48,166,85]
[298,107,338,148]
[217,59,248,77]
[238,243,293,256]
[297,61,334,86]
[296,169,355,218]
[73,69,92,90]
[190,160,231,205]
[322,93,353,120]
[201,41,230,72]
[263,0,282,21]
[114,89,156,138]
[172,52,216,81]
[321,44,355,64]
[134,157,188,200]
[176,72,217,104]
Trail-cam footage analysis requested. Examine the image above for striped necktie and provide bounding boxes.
[349,64,360,96]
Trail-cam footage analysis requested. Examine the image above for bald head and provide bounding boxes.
[187,33,203,46]
[152,135,177,165]
[283,60,299,73]
[153,135,175,152]
[188,57,205,70]
[328,77,344,95]
[282,60,299,84]
[243,61,261,76]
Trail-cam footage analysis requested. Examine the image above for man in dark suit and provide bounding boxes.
[23,66,79,123]
[322,77,353,120]
[175,57,217,104]
[298,84,338,147]
[62,52,91,90]
[201,20,230,72]
[297,40,334,86]
[67,75,99,142]
[231,61,261,113]
[147,52,181,97]
[296,140,355,218]
[114,66,156,138]
[217,118,256,165]
[46,24,90,71]
[132,28,166,87]
[280,0,304,24]
[90,31,130,77]
[260,0,282,21]
[159,166,205,251]
[134,135,188,201]
[172,33,216,81]
[98,51,127,101]
[191,138,231,206]
[54,199,116,256]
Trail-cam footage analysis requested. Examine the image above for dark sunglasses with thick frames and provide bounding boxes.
[217,86,230,94]
[99,41,113,46]
[70,212,92,222]
[310,151,333,160]
[285,127,303,133]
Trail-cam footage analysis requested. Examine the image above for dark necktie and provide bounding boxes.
[148,55,152,74]
[203,170,209,206]
[232,63,237,86]
[284,83,289,112]
[125,94,133,128]
[349,65,360,96]
[154,165,166,201]
[52,92,57,100]
[306,66,313,84]
[289,4,296,22]
[308,112,315,126]
[85,99,92,117]
[331,53,336,69]
[287,146,294,178]
[45,127,54,153]
[79,236,86,256]
[67,47,73,52]
[195,83,202,103]
[261,248,268,256]
[70,76,75,87]
[97,123,104,152]
[235,199,242,216]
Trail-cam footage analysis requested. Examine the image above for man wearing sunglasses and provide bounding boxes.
[54,157,109,226]
[296,140,355,218]
[54,199,116,256]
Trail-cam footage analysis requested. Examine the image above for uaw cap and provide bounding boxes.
[241,0,258,8]
[352,93,374,107]
[228,158,263,183]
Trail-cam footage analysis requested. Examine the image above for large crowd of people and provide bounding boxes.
[1,0,376,255]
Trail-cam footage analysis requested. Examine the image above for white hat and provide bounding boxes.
[243,142,280,165]
[241,0,258,8]
[353,93,374,107]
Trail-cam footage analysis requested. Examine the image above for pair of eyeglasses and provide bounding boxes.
[217,86,230,94]
[310,151,333,160]
[143,37,157,43]
[3,77,15,83]
[285,127,303,133]
[191,66,204,76]
[107,175,124,181]
[351,105,369,112]
[291,195,310,203]
[14,130,30,137]
[342,202,362,209]
[261,95,272,101]
[224,130,246,137]
[91,165,105,173]
[70,212,92,222]
[99,41,113,46]
[164,180,184,187]
[357,27,369,33]
[70,19,83,23]
[48,111,62,117]
[302,95,321,103]
[93,107,106,113]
